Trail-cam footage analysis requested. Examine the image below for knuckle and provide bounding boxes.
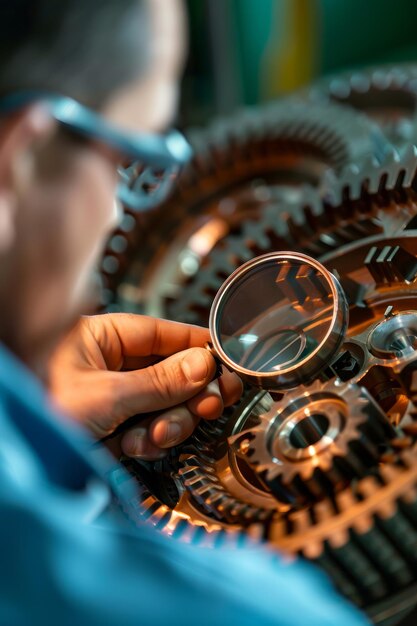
[148,361,186,404]
[148,365,173,403]
[109,373,133,421]
[221,375,243,406]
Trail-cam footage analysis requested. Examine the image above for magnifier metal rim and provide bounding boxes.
[209,251,348,390]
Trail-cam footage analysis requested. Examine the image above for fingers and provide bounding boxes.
[218,367,244,407]
[121,370,244,460]
[186,381,223,420]
[87,314,211,362]
[121,407,199,458]
[186,369,243,420]
[114,347,216,423]
[78,313,244,450]
[150,406,200,448]
[121,424,169,460]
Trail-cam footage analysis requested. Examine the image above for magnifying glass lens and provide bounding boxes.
[210,252,348,390]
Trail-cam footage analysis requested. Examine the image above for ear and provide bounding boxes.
[0,105,55,252]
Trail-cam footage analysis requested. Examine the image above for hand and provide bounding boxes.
[48,314,243,459]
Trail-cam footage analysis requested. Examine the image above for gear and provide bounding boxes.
[304,63,417,150]
[112,148,417,624]
[170,146,417,326]
[103,100,388,315]
[113,394,417,622]
[110,460,248,547]
[105,67,417,624]
[102,65,417,314]
[270,447,417,620]
[235,380,395,505]
[178,399,284,524]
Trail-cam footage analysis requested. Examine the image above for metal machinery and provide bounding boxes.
[103,65,417,625]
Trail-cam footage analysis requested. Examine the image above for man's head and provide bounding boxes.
[0,0,186,376]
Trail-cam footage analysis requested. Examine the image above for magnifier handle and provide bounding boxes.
[205,341,230,380]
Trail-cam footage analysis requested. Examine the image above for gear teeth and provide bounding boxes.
[366,244,417,285]
[108,63,417,621]
[115,476,237,546]
[171,141,417,326]
[108,93,392,316]
[269,446,417,608]
[303,62,417,151]
[246,381,395,505]
[325,146,417,208]
[326,162,363,204]
[177,419,272,525]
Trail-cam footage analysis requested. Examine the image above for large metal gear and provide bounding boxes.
[105,100,387,316]
[114,386,417,623]
[103,65,417,625]
[271,444,417,622]
[169,146,417,326]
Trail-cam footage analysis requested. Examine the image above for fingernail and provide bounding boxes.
[182,350,209,383]
[124,431,167,460]
[123,428,147,456]
[130,432,147,456]
[205,381,222,397]
[154,420,182,446]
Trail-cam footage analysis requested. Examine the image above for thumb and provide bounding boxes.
[115,347,216,418]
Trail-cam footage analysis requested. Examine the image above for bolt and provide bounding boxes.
[239,439,251,455]
[384,305,394,318]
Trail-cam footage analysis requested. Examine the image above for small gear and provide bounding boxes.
[111,456,250,547]
[178,404,280,524]
[236,380,395,505]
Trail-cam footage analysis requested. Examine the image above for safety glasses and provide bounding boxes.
[0,92,193,212]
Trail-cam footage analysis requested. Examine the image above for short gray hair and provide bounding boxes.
[0,0,150,108]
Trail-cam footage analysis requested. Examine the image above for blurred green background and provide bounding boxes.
[181,0,417,125]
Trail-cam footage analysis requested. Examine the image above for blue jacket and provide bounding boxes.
[0,344,369,626]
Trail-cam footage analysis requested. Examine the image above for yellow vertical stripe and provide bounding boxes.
[262,0,319,98]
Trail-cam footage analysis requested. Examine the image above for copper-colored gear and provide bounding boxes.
[169,147,417,326]
[106,67,417,624]
[270,447,417,621]
[101,100,388,314]
[177,401,282,524]
[112,399,417,622]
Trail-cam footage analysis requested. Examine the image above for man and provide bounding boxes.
[0,0,368,624]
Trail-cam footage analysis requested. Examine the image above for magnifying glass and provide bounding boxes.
[208,251,349,391]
